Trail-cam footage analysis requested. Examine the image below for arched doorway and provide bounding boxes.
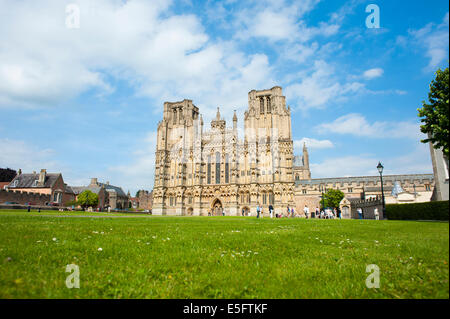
[342,206,350,219]
[241,206,250,216]
[187,207,193,216]
[211,198,223,216]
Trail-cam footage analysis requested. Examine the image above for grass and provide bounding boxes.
[0,210,448,299]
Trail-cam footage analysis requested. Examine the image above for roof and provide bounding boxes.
[99,183,127,198]
[8,173,61,189]
[70,182,127,198]
[0,182,10,189]
[71,185,103,195]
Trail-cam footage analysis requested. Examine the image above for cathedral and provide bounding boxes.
[152,86,309,216]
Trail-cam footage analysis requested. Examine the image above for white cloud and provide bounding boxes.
[363,68,384,79]
[408,12,449,71]
[311,155,379,178]
[233,0,339,43]
[0,138,58,172]
[310,142,432,178]
[317,113,422,140]
[294,138,334,150]
[285,60,364,110]
[0,0,273,117]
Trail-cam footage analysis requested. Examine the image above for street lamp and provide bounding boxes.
[377,162,386,218]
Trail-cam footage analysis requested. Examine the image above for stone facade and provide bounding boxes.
[295,174,435,217]
[138,190,153,211]
[153,87,296,216]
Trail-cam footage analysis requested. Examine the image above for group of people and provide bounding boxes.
[253,204,299,218]
[303,206,342,219]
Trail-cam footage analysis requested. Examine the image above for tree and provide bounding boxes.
[418,66,449,157]
[77,190,99,209]
[0,168,17,182]
[322,189,345,209]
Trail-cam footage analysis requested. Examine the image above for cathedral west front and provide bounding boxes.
[152,86,308,216]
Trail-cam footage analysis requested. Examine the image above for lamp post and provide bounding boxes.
[377,162,386,218]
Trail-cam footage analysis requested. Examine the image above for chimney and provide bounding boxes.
[90,178,98,186]
[38,169,46,186]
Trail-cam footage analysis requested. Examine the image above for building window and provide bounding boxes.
[348,188,353,193]
[262,193,267,204]
[173,109,177,124]
[425,184,431,191]
[302,189,307,194]
[207,155,211,184]
[225,155,229,183]
[260,97,264,113]
[215,152,221,184]
[33,180,38,187]
[269,193,274,204]
[267,97,271,113]
[12,180,18,187]
[188,197,192,204]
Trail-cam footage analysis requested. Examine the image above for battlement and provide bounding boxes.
[0,188,51,205]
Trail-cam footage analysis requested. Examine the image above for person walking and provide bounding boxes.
[357,207,363,220]
[320,209,324,219]
[303,205,309,219]
[269,204,274,219]
[374,208,379,220]
[256,204,261,219]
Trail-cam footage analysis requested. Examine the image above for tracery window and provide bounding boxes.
[225,154,229,183]
[215,152,221,184]
[207,155,211,184]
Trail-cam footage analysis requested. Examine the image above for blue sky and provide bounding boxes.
[0,0,448,194]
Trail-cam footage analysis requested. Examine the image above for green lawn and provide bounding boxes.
[0,210,448,299]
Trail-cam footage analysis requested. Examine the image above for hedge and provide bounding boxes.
[385,201,449,221]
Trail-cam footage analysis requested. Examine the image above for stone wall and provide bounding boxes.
[349,197,384,219]
[0,189,51,205]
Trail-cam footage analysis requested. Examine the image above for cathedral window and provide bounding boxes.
[267,97,271,113]
[173,109,177,124]
[262,193,267,204]
[215,152,221,184]
[225,155,229,183]
[269,192,274,204]
[207,155,211,184]
[260,97,264,114]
